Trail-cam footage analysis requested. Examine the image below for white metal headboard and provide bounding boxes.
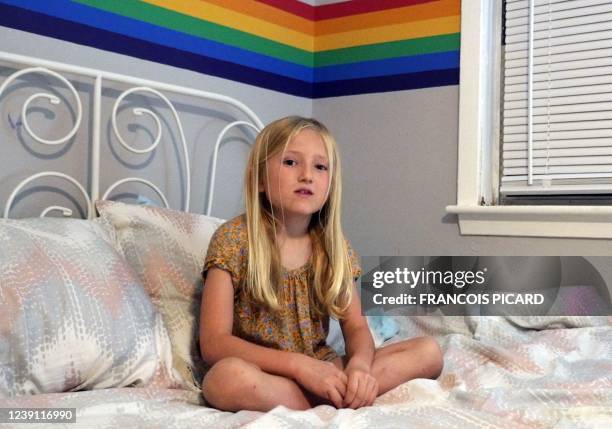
[0,51,263,219]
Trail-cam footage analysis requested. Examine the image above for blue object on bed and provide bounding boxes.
[365,308,400,342]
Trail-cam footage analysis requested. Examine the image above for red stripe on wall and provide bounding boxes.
[256,0,440,20]
[255,0,314,20]
[316,0,440,19]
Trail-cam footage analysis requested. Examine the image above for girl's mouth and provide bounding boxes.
[295,189,313,196]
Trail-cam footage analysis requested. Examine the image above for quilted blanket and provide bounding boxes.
[3,316,611,428]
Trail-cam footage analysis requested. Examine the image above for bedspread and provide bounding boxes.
[3,317,611,429]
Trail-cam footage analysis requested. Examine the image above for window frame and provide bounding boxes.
[446,0,612,239]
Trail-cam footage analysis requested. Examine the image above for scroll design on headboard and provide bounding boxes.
[207,120,261,216]
[0,66,91,218]
[5,172,92,219]
[1,51,265,219]
[104,86,190,211]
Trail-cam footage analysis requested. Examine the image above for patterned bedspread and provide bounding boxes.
[3,316,611,429]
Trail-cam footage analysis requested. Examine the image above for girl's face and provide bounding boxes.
[260,128,331,223]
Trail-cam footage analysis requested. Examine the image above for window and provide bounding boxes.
[447,0,612,239]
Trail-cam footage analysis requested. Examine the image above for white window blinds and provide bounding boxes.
[501,0,612,195]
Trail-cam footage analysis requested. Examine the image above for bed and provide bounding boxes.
[1,51,611,429]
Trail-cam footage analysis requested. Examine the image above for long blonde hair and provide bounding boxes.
[243,116,355,319]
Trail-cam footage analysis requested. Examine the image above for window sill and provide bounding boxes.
[446,205,612,239]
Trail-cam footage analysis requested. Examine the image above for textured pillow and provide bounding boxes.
[95,200,224,390]
[0,217,174,397]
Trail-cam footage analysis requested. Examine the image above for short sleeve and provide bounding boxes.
[202,216,247,291]
[346,240,362,281]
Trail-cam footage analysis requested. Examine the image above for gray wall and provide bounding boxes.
[313,87,612,294]
[314,87,612,257]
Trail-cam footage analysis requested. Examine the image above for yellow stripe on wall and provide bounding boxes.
[315,15,460,51]
[143,0,314,50]
[202,0,314,35]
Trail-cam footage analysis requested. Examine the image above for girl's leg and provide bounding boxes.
[201,357,313,412]
[332,336,443,396]
[371,336,443,395]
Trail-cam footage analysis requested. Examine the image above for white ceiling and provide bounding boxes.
[295,0,352,6]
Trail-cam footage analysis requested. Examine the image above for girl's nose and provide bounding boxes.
[299,166,313,183]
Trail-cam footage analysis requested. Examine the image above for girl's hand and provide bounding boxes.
[293,355,348,408]
[343,364,378,409]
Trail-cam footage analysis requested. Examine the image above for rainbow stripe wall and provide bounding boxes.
[0,0,460,98]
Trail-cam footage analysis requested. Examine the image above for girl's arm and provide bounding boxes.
[200,267,348,406]
[339,285,378,408]
[340,285,375,371]
[199,267,299,378]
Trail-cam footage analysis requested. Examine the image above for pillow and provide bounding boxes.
[95,200,225,390]
[327,310,400,355]
[0,217,174,397]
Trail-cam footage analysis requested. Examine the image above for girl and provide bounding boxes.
[199,116,443,411]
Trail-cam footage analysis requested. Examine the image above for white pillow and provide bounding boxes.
[95,200,224,390]
[0,217,174,397]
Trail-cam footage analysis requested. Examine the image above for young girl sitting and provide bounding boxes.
[199,116,443,411]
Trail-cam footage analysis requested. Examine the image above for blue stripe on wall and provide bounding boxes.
[314,51,459,82]
[313,68,460,98]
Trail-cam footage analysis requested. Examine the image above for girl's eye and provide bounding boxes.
[316,164,329,171]
[283,159,296,166]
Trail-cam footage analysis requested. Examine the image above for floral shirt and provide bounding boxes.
[202,215,361,362]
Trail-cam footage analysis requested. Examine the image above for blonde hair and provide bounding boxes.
[243,116,355,319]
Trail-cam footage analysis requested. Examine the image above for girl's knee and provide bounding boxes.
[202,357,261,409]
[392,336,443,380]
[417,337,444,378]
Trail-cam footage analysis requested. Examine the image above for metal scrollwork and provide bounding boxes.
[0,67,88,218]
[4,172,92,219]
[107,86,189,210]
[206,121,260,216]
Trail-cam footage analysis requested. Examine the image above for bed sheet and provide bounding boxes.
[3,317,611,429]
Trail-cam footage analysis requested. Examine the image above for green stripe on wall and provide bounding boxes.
[74,0,314,66]
[315,33,460,67]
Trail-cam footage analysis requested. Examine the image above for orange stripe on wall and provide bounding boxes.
[315,15,460,50]
[144,0,313,50]
[200,0,459,37]
[201,0,314,35]
[315,0,460,35]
